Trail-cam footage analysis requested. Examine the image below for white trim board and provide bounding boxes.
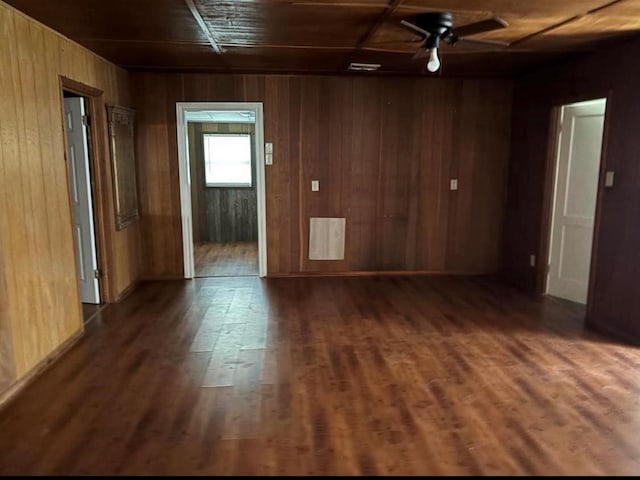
[176,102,267,278]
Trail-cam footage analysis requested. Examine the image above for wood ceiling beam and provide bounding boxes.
[77,38,212,45]
[344,0,404,68]
[355,0,404,49]
[220,43,356,50]
[510,0,629,47]
[183,0,223,54]
[292,1,491,14]
[291,1,386,7]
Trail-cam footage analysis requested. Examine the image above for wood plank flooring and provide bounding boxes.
[81,303,103,323]
[0,275,639,475]
[194,242,258,277]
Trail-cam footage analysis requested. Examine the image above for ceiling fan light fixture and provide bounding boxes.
[348,62,381,72]
[427,48,440,73]
[400,12,509,74]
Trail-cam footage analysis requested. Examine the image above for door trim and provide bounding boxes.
[538,93,612,314]
[176,102,267,278]
[59,76,114,303]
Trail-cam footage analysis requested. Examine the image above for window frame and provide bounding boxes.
[201,132,253,188]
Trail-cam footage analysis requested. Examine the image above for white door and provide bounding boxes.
[547,99,606,304]
[64,97,100,304]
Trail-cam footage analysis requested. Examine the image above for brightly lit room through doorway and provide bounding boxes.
[185,109,261,278]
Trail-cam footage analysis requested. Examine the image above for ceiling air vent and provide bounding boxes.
[348,62,381,72]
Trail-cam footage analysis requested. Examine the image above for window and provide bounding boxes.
[203,134,252,187]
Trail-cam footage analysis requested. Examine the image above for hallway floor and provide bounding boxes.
[194,242,258,277]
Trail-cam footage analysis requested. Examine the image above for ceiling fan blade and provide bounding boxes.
[450,17,508,38]
[400,19,430,38]
[456,37,510,48]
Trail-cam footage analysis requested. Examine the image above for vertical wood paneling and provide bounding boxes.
[417,80,455,270]
[133,73,513,278]
[346,78,383,271]
[165,74,185,275]
[263,76,301,274]
[188,122,258,243]
[448,80,511,272]
[300,77,352,272]
[0,237,15,392]
[379,78,424,270]
[203,189,258,242]
[135,74,181,277]
[0,2,136,383]
[503,35,640,343]
[188,123,204,242]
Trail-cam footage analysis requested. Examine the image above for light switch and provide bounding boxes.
[311,180,319,192]
[450,179,458,191]
[265,153,273,165]
[605,171,614,188]
[265,142,273,154]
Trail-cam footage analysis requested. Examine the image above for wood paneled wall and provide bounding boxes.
[503,36,640,342]
[133,73,513,277]
[0,1,137,386]
[188,122,258,243]
[0,236,15,393]
[188,123,204,242]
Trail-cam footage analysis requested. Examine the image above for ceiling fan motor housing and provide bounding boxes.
[413,12,453,48]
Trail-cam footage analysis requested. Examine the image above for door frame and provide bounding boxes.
[176,102,267,278]
[59,76,115,303]
[538,92,612,317]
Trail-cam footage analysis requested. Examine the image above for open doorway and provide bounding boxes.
[188,112,258,277]
[545,98,607,304]
[176,103,267,278]
[62,90,102,320]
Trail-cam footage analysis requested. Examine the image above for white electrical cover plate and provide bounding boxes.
[309,218,345,260]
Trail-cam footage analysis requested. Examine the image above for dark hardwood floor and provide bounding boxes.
[194,242,258,277]
[81,303,103,323]
[1,275,639,475]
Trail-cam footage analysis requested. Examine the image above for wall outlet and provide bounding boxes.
[530,254,536,267]
[604,170,614,187]
[450,179,458,191]
[311,180,319,192]
[265,142,273,154]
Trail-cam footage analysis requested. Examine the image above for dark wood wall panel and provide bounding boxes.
[345,79,383,271]
[135,74,182,278]
[503,36,640,342]
[263,77,301,274]
[188,122,258,243]
[188,122,204,242]
[203,189,258,243]
[133,73,513,277]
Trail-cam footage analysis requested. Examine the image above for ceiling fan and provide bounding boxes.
[400,12,510,73]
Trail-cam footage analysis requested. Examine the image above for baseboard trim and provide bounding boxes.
[115,278,140,302]
[0,330,83,412]
[139,275,185,281]
[138,271,495,280]
[267,270,495,278]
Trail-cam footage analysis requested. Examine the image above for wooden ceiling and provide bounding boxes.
[5,0,640,76]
